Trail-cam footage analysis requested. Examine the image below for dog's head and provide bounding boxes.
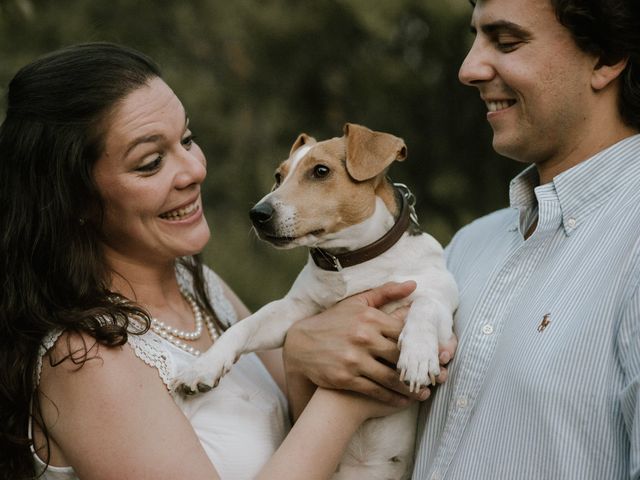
[249,123,407,250]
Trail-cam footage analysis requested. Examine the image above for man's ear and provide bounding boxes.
[592,56,629,91]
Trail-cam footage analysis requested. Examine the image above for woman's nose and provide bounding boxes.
[175,148,207,189]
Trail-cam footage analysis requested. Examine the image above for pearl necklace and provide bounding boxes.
[150,289,219,356]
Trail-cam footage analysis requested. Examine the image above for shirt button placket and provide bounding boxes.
[481,324,494,335]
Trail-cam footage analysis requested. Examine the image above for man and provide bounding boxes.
[285,0,639,478]
[411,0,640,478]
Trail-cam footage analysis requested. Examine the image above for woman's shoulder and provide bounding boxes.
[38,329,167,388]
[34,328,218,479]
[34,329,174,465]
[36,327,176,405]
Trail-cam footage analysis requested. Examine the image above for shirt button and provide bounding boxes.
[482,324,494,335]
[567,217,577,229]
[456,396,468,408]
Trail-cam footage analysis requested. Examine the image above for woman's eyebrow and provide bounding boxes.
[124,133,164,158]
[124,112,190,157]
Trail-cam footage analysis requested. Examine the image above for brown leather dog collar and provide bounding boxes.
[309,185,418,272]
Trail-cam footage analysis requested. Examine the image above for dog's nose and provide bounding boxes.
[249,202,275,226]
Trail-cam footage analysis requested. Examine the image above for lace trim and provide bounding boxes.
[33,265,236,392]
[126,265,238,390]
[203,267,238,327]
[33,330,64,386]
[127,332,175,390]
[32,326,175,391]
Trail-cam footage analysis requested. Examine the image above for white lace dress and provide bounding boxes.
[30,268,290,479]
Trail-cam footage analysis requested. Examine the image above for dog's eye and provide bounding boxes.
[274,172,282,186]
[312,165,331,178]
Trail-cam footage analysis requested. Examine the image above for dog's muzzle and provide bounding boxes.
[249,202,275,230]
[249,202,292,246]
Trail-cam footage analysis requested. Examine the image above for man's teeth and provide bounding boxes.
[160,202,198,220]
[487,100,515,112]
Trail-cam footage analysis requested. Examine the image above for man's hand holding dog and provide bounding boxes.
[283,281,456,407]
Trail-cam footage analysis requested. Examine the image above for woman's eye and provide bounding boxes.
[312,165,330,178]
[136,156,163,173]
[181,134,196,149]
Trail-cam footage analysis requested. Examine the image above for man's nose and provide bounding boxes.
[458,37,495,86]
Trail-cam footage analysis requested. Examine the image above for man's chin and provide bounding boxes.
[492,136,530,164]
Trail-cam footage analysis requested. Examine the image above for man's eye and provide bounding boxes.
[496,39,522,52]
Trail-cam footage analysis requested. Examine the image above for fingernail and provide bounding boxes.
[439,352,450,363]
[419,390,430,401]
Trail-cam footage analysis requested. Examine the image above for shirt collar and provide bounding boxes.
[509,134,640,236]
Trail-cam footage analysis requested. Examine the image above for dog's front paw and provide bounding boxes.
[170,342,239,396]
[397,328,440,393]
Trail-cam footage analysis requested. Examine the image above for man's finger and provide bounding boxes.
[353,281,416,309]
[369,337,401,364]
[435,366,449,384]
[358,357,418,397]
[385,306,411,335]
[439,334,458,365]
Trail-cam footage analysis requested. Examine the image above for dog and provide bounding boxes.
[174,123,458,479]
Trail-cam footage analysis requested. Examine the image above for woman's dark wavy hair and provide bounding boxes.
[0,42,221,479]
[551,0,640,130]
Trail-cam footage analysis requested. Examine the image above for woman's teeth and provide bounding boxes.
[160,201,198,220]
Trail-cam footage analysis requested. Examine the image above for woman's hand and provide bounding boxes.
[283,281,457,406]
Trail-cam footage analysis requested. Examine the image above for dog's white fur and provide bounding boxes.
[174,124,458,479]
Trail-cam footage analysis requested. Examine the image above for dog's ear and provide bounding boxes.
[289,133,317,157]
[343,123,407,181]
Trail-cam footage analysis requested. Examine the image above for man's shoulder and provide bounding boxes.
[444,207,514,267]
[454,207,514,242]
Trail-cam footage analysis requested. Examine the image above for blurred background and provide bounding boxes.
[0,0,520,310]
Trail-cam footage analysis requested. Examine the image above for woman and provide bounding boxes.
[0,43,423,479]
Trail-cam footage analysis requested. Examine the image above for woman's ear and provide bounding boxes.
[592,56,629,91]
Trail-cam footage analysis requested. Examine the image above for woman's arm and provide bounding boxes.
[37,332,220,480]
[258,387,410,480]
[39,332,409,480]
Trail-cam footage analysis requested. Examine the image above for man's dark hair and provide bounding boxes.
[552,0,640,130]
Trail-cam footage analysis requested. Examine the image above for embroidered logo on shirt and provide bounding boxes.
[537,313,551,332]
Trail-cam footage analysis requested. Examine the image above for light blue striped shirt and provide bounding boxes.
[413,134,640,480]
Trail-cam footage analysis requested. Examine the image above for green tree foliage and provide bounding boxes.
[0,0,520,309]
